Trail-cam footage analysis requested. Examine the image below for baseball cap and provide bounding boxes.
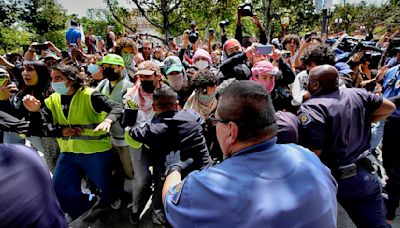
[42,53,61,61]
[135,61,160,76]
[97,54,125,67]
[163,56,183,75]
[335,62,353,75]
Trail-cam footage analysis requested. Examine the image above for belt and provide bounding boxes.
[331,157,375,180]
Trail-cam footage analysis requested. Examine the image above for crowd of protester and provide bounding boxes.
[1,9,400,227]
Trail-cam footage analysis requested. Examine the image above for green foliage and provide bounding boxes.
[0,27,33,54]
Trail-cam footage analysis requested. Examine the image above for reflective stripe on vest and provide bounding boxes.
[44,87,112,154]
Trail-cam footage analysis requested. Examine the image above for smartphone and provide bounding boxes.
[255,44,273,55]
[33,43,48,50]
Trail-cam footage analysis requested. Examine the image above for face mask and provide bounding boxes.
[227,51,240,58]
[141,80,156,93]
[195,60,209,70]
[168,73,184,91]
[52,81,70,95]
[103,67,121,81]
[250,76,275,92]
[198,93,215,105]
[122,53,134,67]
[87,64,100,75]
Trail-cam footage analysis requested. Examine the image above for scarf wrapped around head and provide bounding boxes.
[251,60,279,77]
[222,39,241,62]
[192,49,212,65]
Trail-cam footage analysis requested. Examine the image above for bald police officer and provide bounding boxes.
[298,65,395,228]
[162,81,338,227]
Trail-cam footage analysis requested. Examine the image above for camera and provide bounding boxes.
[219,19,230,29]
[239,0,253,17]
[189,29,199,44]
[209,28,214,35]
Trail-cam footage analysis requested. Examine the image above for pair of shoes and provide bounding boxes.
[110,198,121,210]
[152,209,167,225]
[129,211,140,225]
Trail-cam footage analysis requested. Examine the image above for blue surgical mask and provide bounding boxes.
[198,93,215,105]
[52,81,70,95]
[87,64,100,75]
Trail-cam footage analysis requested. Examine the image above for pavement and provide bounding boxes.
[68,197,400,228]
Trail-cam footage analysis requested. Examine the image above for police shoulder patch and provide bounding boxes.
[170,179,186,205]
[298,112,312,126]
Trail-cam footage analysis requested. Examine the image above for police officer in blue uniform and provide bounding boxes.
[298,65,395,228]
[161,81,338,227]
[381,62,400,222]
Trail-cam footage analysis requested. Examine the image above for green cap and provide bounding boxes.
[163,56,183,75]
[97,54,125,66]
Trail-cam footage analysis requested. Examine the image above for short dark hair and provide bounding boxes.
[52,64,85,89]
[217,81,277,141]
[153,86,177,110]
[70,20,78,26]
[193,69,217,89]
[300,44,335,67]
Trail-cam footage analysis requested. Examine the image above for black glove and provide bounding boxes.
[165,150,194,176]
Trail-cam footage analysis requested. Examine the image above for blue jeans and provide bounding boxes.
[3,132,25,144]
[52,151,115,219]
[337,169,390,227]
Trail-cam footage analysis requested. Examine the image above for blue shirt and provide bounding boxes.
[164,138,338,228]
[382,65,400,118]
[0,144,67,227]
[65,26,81,45]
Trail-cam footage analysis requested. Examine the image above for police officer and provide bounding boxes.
[128,86,212,225]
[298,65,395,227]
[162,81,338,227]
[381,62,400,222]
[0,144,67,227]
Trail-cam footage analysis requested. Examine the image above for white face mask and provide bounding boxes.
[195,60,209,70]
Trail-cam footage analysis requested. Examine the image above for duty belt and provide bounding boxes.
[332,155,376,180]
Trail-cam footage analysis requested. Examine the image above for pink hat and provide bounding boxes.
[192,49,212,65]
[251,60,279,77]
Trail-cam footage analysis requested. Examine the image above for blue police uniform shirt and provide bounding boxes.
[0,144,67,227]
[66,26,82,45]
[382,65,400,118]
[164,137,338,228]
[298,88,382,168]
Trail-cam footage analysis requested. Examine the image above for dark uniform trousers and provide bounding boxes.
[336,167,390,228]
[383,117,400,220]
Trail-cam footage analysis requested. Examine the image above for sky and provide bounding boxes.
[57,0,388,17]
[57,0,133,17]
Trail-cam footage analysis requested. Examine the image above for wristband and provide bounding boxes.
[165,165,181,176]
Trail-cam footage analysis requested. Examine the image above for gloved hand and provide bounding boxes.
[165,150,194,176]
